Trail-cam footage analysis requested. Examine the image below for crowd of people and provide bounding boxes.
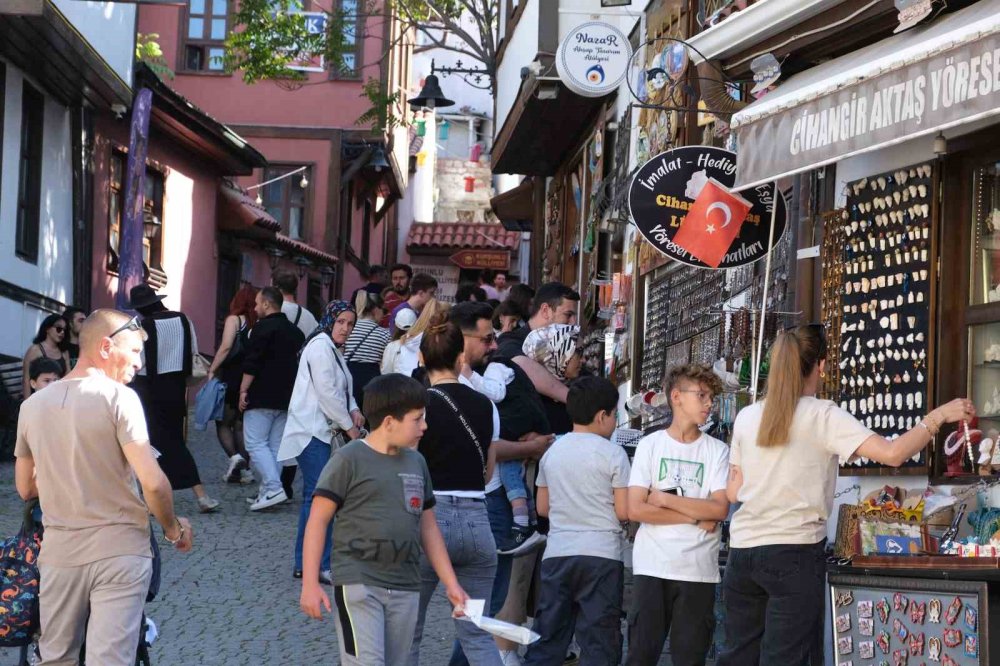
[8,264,981,666]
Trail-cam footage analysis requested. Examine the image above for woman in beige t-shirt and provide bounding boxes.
[717,324,971,666]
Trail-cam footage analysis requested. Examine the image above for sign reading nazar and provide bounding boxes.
[628,146,788,269]
[556,22,632,98]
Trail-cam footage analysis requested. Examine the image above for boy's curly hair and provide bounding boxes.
[664,363,723,396]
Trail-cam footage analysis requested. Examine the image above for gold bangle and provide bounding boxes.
[918,420,937,437]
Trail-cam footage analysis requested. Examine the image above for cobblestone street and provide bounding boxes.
[0,418,459,665]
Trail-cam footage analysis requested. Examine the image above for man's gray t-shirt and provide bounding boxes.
[536,432,631,562]
[314,440,435,591]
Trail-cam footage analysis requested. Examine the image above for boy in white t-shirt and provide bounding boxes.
[625,364,730,666]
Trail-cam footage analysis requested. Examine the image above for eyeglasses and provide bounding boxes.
[678,390,714,404]
[464,333,496,344]
[110,315,142,338]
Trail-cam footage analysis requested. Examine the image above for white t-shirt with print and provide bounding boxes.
[628,430,729,583]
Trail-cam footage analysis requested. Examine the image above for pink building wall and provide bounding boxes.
[90,113,222,354]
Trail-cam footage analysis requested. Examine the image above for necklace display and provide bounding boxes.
[829,163,936,472]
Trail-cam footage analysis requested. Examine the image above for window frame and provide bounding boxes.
[261,163,312,241]
[179,0,231,74]
[329,0,363,80]
[107,148,167,274]
[15,81,44,263]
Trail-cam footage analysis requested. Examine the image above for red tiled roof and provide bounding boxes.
[406,222,521,251]
[275,234,339,266]
[218,180,281,234]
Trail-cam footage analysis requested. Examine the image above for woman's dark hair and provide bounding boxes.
[758,324,828,447]
[29,357,64,381]
[492,299,522,330]
[354,290,384,317]
[419,312,464,372]
[364,373,427,430]
[506,283,535,320]
[567,376,619,425]
[33,314,67,345]
[455,283,487,303]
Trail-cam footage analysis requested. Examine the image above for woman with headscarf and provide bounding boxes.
[278,300,364,584]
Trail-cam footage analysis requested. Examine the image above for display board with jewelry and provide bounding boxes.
[820,209,847,400]
[837,163,936,475]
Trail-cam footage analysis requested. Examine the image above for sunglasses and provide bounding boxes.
[110,315,142,338]
[52,326,66,333]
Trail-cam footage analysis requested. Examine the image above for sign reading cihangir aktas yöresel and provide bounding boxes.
[556,21,633,98]
[628,146,788,269]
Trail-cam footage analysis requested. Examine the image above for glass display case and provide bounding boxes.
[969,322,1000,437]
[971,162,1000,305]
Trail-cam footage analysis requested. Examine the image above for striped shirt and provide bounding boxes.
[343,319,391,365]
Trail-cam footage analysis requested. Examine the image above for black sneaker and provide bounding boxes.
[497,525,546,556]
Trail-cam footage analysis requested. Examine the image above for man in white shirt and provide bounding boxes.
[272,269,319,338]
[625,364,730,666]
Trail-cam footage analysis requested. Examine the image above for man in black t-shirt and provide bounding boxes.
[494,282,580,436]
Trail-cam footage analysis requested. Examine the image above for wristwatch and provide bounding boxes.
[163,519,185,546]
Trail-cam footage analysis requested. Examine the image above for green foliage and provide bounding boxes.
[136,33,174,80]
[356,77,405,133]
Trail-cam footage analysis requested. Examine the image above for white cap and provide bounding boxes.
[394,308,418,331]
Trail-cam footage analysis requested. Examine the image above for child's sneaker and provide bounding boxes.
[497,525,546,556]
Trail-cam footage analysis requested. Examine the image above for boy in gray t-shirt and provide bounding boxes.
[299,374,469,665]
[523,377,631,666]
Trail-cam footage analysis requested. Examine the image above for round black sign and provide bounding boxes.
[628,146,788,269]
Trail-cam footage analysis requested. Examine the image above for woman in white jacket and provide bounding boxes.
[278,300,365,583]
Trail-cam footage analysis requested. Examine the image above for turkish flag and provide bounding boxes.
[673,179,752,268]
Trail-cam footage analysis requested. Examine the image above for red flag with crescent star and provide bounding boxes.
[672,178,752,268]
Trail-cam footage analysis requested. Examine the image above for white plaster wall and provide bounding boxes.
[50,0,135,89]
[495,0,539,136]
[0,64,74,358]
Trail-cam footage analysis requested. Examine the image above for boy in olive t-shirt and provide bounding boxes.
[299,374,469,666]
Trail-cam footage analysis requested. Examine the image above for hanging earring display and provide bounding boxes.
[831,162,934,473]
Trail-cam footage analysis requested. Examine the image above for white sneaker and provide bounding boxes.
[499,649,522,666]
[506,531,547,557]
[249,488,288,511]
[224,454,246,483]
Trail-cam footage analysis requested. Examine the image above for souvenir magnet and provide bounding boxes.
[929,598,942,623]
[878,629,891,653]
[965,633,978,658]
[928,636,941,660]
[909,631,924,656]
[860,639,875,657]
[877,597,891,623]
[860,618,875,636]
[945,596,962,625]
[943,628,961,647]
[838,636,854,655]
[837,613,852,633]
[964,605,977,631]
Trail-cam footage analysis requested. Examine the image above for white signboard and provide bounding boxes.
[556,22,632,98]
[409,263,459,304]
[287,11,327,72]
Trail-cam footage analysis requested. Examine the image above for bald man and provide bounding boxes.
[15,309,193,666]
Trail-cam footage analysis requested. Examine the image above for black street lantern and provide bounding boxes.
[409,74,454,110]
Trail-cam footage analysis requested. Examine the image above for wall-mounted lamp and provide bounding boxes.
[319,265,336,287]
[933,132,947,156]
[266,246,286,269]
[294,255,312,277]
[299,173,309,189]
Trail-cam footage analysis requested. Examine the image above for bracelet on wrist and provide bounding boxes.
[163,519,184,545]
[918,420,937,437]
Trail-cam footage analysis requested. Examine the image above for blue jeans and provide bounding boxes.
[716,541,827,666]
[498,460,530,503]
[243,408,287,494]
[293,437,333,572]
[449,488,515,666]
[409,496,502,666]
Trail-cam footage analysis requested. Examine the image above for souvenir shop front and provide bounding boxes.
[726,2,1000,662]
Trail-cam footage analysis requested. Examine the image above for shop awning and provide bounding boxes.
[732,0,1000,190]
[490,179,534,232]
[217,181,281,239]
[492,75,612,176]
[273,234,339,267]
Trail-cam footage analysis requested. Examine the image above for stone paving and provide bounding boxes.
[1,416,682,665]
[0,419,460,665]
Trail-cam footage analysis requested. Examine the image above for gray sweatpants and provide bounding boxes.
[333,583,420,665]
[38,555,152,666]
